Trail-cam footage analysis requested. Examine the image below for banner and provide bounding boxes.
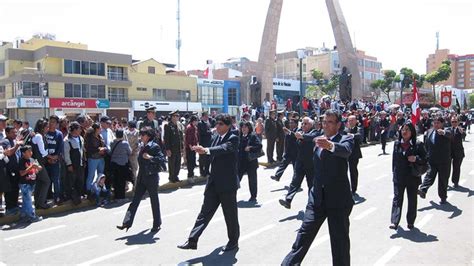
[440,91,452,108]
[49,98,110,109]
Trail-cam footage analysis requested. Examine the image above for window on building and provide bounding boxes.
[64,60,73,74]
[177,90,190,101]
[137,87,147,91]
[228,87,238,106]
[22,82,40,96]
[98,63,105,76]
[148,66,155,74]
[200,86,223,105]
[90,62,98,75]
[108,87,127,102]
[81,61,90,75]
[0,85,5,98]
[152,88,166,100]
[65,83,105,98]
[108,66,126,80]
[73,60,81,74]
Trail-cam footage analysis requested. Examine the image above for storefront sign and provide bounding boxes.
[273,78,300,92]
[49,98,110,109]
[132,100,202,112]
[19,98,49,108]
[6,99,18,109]
[198,79,224,86]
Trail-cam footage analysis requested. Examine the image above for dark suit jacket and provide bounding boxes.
[424,128,452,165]
[294,129,319,169]
[312,133,354,209]
[137,141,166,179]
[198,120,212,147]
[392,140,427,186]
[283,128,298,161]
[164,122,183,152]
[206,131,240,194]
[264,119,277,139]
[238,133,262,170]
[450,127,465,159]
[344,125,363,160]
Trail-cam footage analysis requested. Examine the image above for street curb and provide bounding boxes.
[0,176,208,226]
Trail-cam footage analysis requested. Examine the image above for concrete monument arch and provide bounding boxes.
[256,0,362,105]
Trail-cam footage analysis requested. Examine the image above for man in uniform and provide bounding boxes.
[164,110,184,183]
[265,109,277,164]
[138,106,160,139]
[276,110,286,162]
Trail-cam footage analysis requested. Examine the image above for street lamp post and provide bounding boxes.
[297,49,306,115]
[185,91,190,113]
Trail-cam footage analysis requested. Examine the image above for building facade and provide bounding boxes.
[197,79,241,116]
[426,49,474,90]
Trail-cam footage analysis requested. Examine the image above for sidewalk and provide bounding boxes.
[0,169,208,226]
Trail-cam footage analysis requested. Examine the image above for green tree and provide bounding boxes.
[370,79,387,101]
[469,93,474,108]
[425,60,452,103]
[311,69,324,80]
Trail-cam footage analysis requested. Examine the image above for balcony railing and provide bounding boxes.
[108,95,129,103]
[107,72,128,81]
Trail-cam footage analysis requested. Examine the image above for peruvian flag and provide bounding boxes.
[411,77,420,125]
[203,67,209,78]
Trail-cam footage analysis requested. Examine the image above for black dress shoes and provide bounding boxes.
[279,199,291,209]
[177,240,197,250]
[389,224,398,230]
[222,242,238,252]
[417,189,426,199]
[270,175,280,182]
[150,226,161,233]
[440,198,447,204]
[407,224,414,229]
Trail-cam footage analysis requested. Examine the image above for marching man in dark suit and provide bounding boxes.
[265,109,277,164]
[271,118,298,182]
[178,114,240,252]
[449,116,465,188]
[418,116,452,204]
[345,115,363,195]
[197,111,212,177]
[283,110,354,266]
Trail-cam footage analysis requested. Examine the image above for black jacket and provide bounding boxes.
[198,120,212,147]
[264,118,277,139]
[238,133,262,171]
[206,131,240,194]
[312,133,354,209]
[344,124,363,160]
[392,140,427,186]
[450,127,465,159]
[137,141,166,179]
[424,128,452,165]
[283,128,298,161]
[295,129,320,169]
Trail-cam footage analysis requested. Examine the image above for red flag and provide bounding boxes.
[411,77,420,125]
[203,67,209,78]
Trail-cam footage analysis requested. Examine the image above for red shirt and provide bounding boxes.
[185,124,198,150]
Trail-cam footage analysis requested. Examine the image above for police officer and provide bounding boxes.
[164,110,184,183]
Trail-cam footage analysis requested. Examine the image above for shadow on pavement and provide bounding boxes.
[115,229,160,245]
[390,227,439,243]
[279,210,305,223]
[418,200,463,219]
[448,185,474,197]
[237,200,261,209]
[270,186,290,193]
[178,247,238,266]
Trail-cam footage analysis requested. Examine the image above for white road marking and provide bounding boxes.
[469,170,474,176]
[186,190,205,197]
[354,207,377,221]
[375,174,388,181]
[147,209,189,222]
[415,214,433,229]
[374,246,402,266]
[186,216,224,231]
[313,234,330,246]
[362,163,376,170]
[4,225,66,241]
[114,204,150,215]
[240,224,276,242]
[33,235,98,254]
[77,246,139,266]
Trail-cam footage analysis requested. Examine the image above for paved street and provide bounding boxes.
[1,135,473,265]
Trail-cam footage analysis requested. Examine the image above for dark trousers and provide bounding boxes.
[239,166,258,199]
[5,172,19,210]
[286,162,314,203]
[451,156,463,185]
[123,175,161,228]
[420,162,450,200]
[348,158,359,194]
[276,137,285,161]
[112,163,128,199]
[363,127,369,143]
[66,166,84,205]
[188,185,239,244]
[391,183,418,225]
[282,193,352,266]
[168,151,181,181]
[199,154,210,177]
[186,149,197,178]
[267,137,276,163]
[381,133,388,152]
[274,157,296,179]
[34,165,51,207]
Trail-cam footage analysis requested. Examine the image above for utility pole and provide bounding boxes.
[176,0,182,70]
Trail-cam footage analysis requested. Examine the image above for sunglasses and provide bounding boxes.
[216,122,226,126]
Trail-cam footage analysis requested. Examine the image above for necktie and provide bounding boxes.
[431,131,436,144]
